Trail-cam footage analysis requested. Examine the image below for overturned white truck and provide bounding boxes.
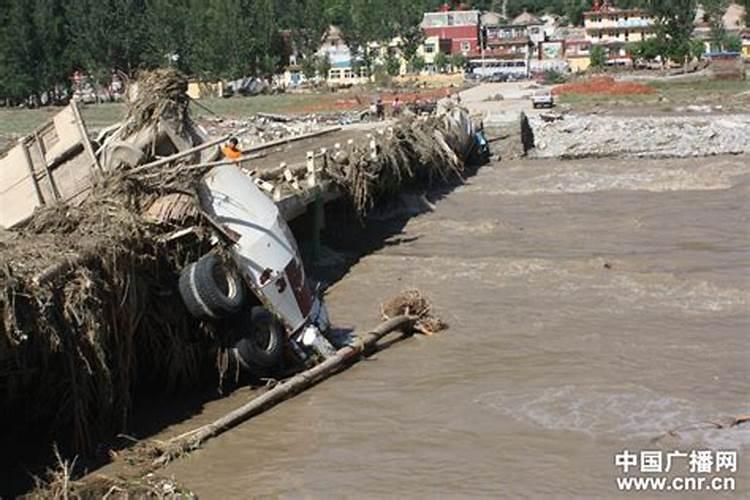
[178,164,335,369]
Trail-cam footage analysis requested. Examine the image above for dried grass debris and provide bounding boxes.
[381,289,448,336]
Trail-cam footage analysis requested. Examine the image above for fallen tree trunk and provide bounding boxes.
[154,314,415,466]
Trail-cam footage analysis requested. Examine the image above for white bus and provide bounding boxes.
[467,58,529,79]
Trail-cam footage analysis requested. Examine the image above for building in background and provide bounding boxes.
[583,1,656,66]
[418,36,453,72]
[742,29,750,60]
[422,9,482,56]
[485,23,532,60]
[564,39,593,72]
[316,25,368,85]
[694,2,747,54]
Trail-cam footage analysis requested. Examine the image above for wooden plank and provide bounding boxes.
[20,143,44,206]
[33,132,62,201]
[70,100,103,173]
[128,133,238,174]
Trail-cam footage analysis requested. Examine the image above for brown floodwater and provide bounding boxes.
[164,155,750,498]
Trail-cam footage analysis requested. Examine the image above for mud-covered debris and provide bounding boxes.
[381,289,448,336]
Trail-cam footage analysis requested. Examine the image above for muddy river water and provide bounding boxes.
[165,155,750,498]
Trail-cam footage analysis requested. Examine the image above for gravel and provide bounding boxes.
[529,113,750,159]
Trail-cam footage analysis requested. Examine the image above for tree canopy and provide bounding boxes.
[0,0,735,102]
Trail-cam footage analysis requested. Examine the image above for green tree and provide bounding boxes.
[32,0,70,99]
[450,53,467,72]
[690,38,706,59]
[566,0,592,27]
[723,33,743,52]
[0,0,36,101]
[433,51,448,73]
[385,50,401,76]
[143,0,191,71]
[590,45,607,68]
[410,55,426,73]
[316,54,332,80]
[703,0,729,51]
[645,0,698,64]
[66,0,148,79]
[293,0,327,61]
[630,37,665,63]
[301,55,318,80]
[400,26,424,65]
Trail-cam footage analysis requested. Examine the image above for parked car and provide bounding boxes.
[178,164,335,371]
[531,89,555,109]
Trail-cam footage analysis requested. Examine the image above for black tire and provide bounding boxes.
[178,254,245,319]
[234,307,285,369]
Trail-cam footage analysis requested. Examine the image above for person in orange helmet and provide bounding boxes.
[221,137,242,161]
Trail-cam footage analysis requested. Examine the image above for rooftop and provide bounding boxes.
[512,10,542,26]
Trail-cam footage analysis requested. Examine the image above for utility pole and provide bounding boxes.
[481,26,486,76]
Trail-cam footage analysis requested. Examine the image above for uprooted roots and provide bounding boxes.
[123,68,190,138]
[381,289,448,336]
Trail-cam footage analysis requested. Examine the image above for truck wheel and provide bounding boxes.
[233,307,285,369]
[179,254,245,319]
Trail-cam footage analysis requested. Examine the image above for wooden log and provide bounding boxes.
[164,152,267,171]
[154,315,415,466]
[127,133,239,174]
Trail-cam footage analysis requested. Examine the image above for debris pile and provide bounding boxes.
[326,106,476,215]
[0,68,478,458]
[200,112,352,148]
[0,69,216,453]
[381,289,448,336]
[529,113,750,159]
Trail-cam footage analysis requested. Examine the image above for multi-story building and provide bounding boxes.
[583,1,656,65]
[422,9,482,56]
[418,36,453,70]
[485,24,531,59]
[564,40,593,72]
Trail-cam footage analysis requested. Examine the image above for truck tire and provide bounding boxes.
[178,254,245,319]
[233,307,285,369]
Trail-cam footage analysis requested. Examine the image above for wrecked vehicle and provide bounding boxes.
[178,164,335,371]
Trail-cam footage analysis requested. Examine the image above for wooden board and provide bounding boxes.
[0,103,98,229]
